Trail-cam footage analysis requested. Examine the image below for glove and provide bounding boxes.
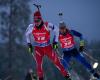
[53,42,58,49]
[79,40,85,52]
[79,46,84,52]
[28,43,33,54]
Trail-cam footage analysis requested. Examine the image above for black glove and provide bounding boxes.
[79,46,84,52]
[79,40,85,52]
[53,42,58,49]
[28,43,33,54]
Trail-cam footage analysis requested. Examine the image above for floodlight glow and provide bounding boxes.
[93,62,98,69]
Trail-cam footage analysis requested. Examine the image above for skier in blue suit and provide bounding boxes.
[53,21,100,80]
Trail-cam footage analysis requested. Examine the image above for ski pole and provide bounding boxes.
[82,51,99,69]
[55,49,82,80]
[4,75,12,80]
[55,49,63,58]
[30,52,38,80]
[83,51,97,61]
[55,49,73,71]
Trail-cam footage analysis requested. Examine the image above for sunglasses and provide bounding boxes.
[59,26,66,29]
[34,19,41,23]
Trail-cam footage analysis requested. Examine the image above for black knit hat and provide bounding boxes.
[59,21,66,28]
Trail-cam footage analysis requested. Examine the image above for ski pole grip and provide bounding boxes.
[33,4,41,10]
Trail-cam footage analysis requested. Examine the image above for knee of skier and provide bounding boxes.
[77,54,93,70]
[53,56,60,65]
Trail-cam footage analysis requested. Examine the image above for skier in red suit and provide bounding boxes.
[25,11,71,80]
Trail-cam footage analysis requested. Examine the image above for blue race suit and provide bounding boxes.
[60,30,94,74]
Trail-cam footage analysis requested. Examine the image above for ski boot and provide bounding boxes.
[65,75,72,80]
[39,77,43,80]
[93,72,100,80]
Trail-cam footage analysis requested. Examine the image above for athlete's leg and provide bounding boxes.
[44,45,70,78]
[34,47,44,80]
[61,51,72,71]
[73,49,100,79]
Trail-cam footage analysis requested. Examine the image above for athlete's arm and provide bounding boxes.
[71,30,85,49]
[25,24,34,43]
[48,23,59,42]
[70,30,83,40]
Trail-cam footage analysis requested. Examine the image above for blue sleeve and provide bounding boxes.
[70,30,83,40]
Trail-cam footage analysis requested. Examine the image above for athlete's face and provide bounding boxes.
[34,18,42,26]
[59,26,67,34]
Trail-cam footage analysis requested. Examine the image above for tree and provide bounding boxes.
[0,0,31,79]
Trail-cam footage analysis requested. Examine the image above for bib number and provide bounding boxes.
[37,36,45,41]
[65,40,71,46]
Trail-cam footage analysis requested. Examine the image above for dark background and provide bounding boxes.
[0,0,100,80]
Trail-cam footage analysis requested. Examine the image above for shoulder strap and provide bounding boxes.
[44,22,49,32]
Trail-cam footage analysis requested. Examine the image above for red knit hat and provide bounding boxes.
[34,11,42,20]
